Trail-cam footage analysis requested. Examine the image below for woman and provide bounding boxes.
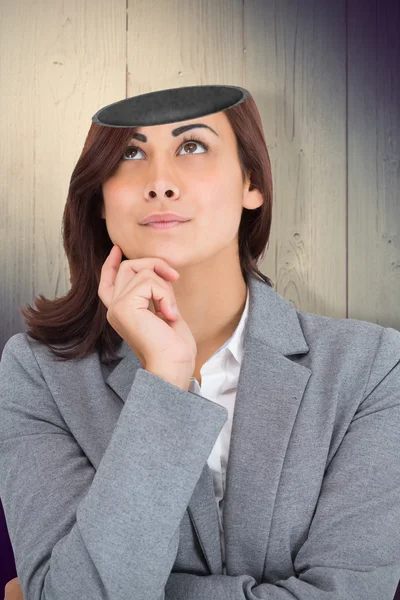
[1,85,400,600]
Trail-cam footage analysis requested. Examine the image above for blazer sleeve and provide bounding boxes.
[0,333,228,600]
[160,326,400,600]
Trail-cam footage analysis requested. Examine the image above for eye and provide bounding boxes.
[120,134,210,161]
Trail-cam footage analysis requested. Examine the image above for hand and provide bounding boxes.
[4,578,23,600]
[98,246,197,386]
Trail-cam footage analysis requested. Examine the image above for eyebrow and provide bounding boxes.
[130,123,219,143]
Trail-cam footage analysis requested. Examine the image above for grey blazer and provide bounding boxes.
[1,273,400,600]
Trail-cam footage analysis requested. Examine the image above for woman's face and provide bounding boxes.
[101,111,260,272]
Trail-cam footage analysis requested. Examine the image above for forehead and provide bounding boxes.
[133,111,230,139]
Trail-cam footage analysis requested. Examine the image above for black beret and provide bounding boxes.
[91,84,250,128]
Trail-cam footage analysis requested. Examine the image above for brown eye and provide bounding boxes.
[179,140,207,155]
[121,135,210,161]
[123,147,139,160]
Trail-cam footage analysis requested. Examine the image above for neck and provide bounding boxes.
[172,253,248,356]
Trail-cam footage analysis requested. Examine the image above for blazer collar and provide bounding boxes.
[106,273,311,580]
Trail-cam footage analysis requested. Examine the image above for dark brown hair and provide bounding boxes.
[20,93,274,363]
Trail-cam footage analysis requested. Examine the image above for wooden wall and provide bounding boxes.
[1,0,399,353]
[0,1,399,595]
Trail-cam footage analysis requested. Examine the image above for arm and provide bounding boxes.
[161,326,400,599]
[0,333,228,600]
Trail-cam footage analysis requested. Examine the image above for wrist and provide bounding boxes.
[145,364,192,391]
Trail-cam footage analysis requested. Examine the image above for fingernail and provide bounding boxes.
[170,304,178,315]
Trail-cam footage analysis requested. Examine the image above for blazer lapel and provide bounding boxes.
[105,274,312,581]
[221,275,311,581]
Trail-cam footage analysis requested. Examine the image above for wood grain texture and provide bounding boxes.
[245,0,347,319]
[348,0,400,329]
[0,0,399,344]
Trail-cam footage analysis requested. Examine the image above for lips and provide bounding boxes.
[140,213,189,225]
[145,221,188,230]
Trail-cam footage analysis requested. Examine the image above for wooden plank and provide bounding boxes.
[0,0,127,349]
[245,0,347,317]
[348,0,400,329]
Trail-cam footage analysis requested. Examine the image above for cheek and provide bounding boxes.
[102,183,133,214]
[202,176,243,217]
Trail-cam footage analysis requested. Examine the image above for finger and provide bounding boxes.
[153,286,179,321]
[106,277,175,341]
[115,268,178,317]
[155,307,178,322]
[137,279,178,322]
[112,259,178,305]
[98,246,123,309]
[98,246,179,309]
